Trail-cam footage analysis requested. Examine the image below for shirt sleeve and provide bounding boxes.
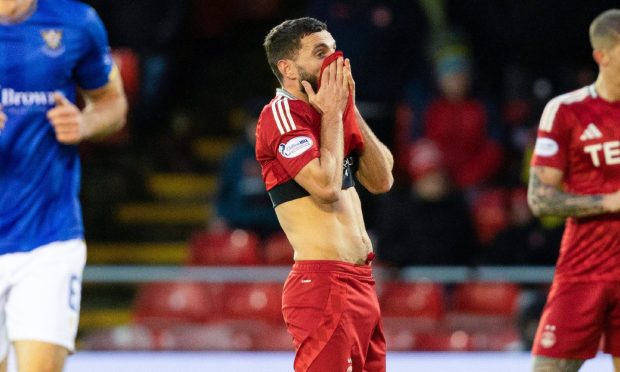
[266,99,320,178]
[531,101,572,172]
[74,7,114,90]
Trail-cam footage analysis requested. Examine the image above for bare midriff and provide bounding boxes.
[274,187,373,264]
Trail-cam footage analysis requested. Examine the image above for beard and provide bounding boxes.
[297,65,319,93]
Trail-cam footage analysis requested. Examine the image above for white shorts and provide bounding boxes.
[0,239,86,361]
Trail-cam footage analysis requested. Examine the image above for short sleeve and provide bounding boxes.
[531,101,572,172]
[265,99,320,178]
[74,7,114,90]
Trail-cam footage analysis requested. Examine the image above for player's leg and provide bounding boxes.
[13,340,67,372]
[613,357,620,372]
[363,320,386,372]
[532,356,585,371]
[0,262,9,372]
[305,325,352,372]
[5,240,86,372]
[532,281,606,371]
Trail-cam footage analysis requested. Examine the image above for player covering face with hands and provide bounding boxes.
[257,17,393,371]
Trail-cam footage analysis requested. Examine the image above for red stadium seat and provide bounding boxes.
[81,325,157,351]
[156,320,292,351]
[263,232,294,265]
[446,282,521,332]
[471,188,510,245]
[412,330,473,351]
[452,282,520,316]
[133,282,224,325]
[470,329,521,351]
[380,282,445,320]
[189,229,261,265]
[250,321,294,351]
[158,322,255,351]
[218,282,283,322]
[111,48,140,105]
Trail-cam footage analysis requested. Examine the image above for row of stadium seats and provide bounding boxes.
[81,281,523,351]
[189,229,293,266]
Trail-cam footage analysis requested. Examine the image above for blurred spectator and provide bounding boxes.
[212,103,279,238]
[421,43,504,193]
[482,188,562,265]
[376,139,479,267]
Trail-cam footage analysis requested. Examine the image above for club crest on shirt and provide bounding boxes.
[40,29,65,57]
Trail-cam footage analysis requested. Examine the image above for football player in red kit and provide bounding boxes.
[256,17,393,372]
[529,9,620,372]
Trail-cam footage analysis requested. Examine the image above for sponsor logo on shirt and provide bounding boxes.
[278,136,313,158]
[41,29,65,57]
[584,140,620,167]
[0,86,55,107]
[579,123,603,141]
[534,138,559,157]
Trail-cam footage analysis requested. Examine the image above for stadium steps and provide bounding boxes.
[191,137,235,164]
[115,202,212,225]
[147,173,217,201]
[88,242,188,265]
[79,308,133,330]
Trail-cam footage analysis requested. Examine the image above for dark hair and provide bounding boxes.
[263,17,327,84]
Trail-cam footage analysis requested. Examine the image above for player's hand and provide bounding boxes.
[47,92,85,145]
[301,56,348,117]
[603,190,620,213]
[0,105,6,131]
[344,58,355,106]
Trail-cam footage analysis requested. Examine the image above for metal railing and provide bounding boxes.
[83,265,555,284]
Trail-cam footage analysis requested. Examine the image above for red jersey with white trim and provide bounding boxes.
[531,84,620,282]
[256,88,364,192]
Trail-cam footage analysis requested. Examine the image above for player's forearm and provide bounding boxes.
[318,111,344,191]
[81,94,127,140]
[527,168,608,218]
[81,88,127,141]
[355,109,394,194]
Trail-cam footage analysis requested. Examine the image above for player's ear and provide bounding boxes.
[277,59,296,81]
[593,49,607,66]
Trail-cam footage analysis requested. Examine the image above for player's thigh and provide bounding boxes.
[532,356,585,372]
[13,340,67,372]
[0,357,6,372]
[306,325,352,372]
[614,356,620,372]
[6,240,86,353]
[533,281,606,359]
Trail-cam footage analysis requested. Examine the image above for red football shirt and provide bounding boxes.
[531,84,620,282]
[256,88,364,192]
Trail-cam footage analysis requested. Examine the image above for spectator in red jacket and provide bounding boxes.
[422,46,504,192]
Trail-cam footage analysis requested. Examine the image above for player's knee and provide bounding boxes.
[532,356,585,372]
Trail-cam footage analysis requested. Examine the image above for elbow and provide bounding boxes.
[116,96,129,131]
[311,184,340,204]
[364,174,394,195]
[315,186,340,203]
[378,174,394,193]
[527,194,543,217]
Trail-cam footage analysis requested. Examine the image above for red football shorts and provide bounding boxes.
[532,280,620,359]
[282,260,386,372]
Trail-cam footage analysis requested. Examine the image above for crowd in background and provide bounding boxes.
[81,0,618,267]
